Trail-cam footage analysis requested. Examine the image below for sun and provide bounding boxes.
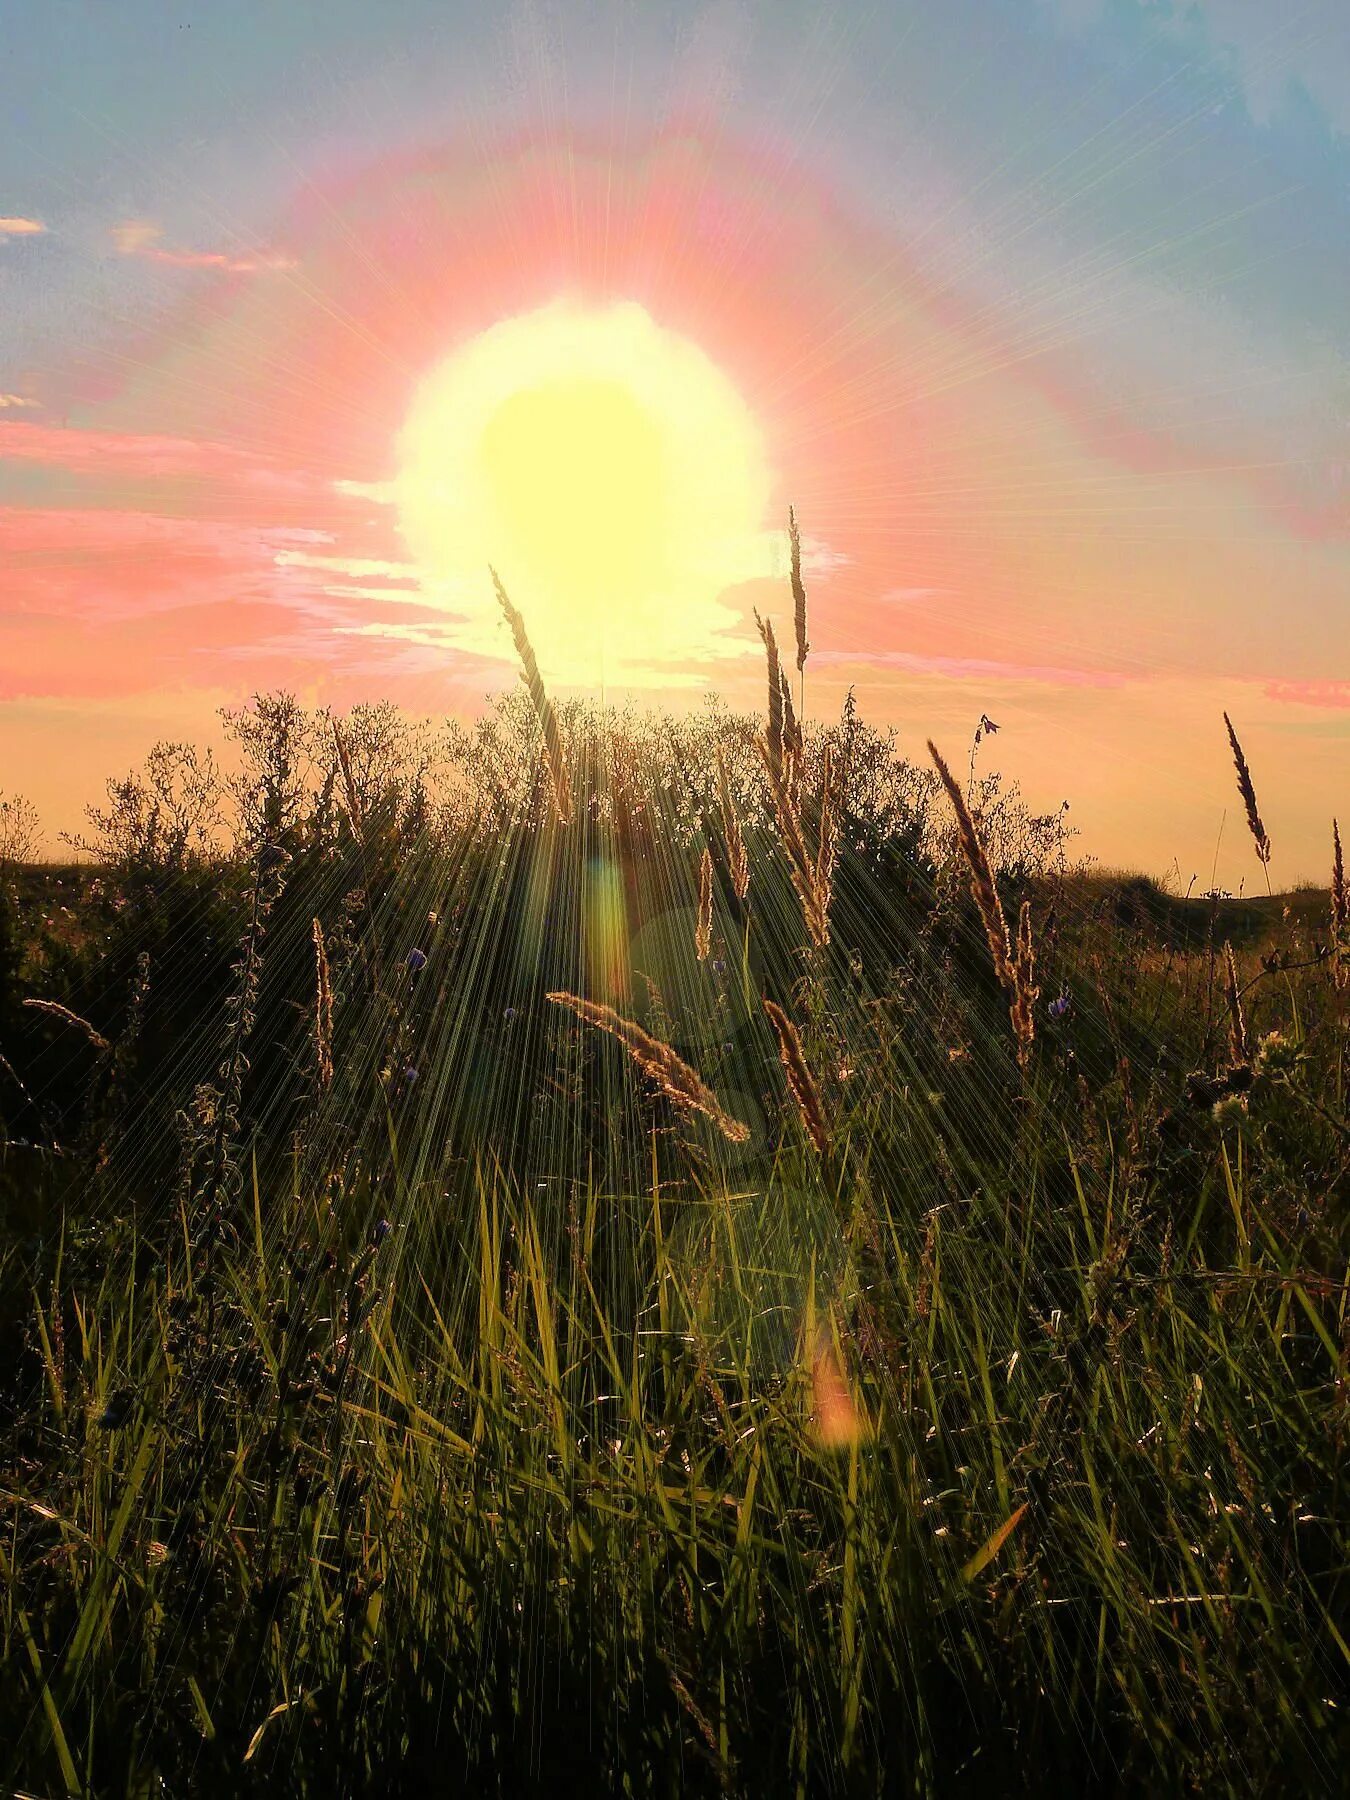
[395,300,776,686]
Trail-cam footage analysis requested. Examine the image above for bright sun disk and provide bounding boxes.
[395,300,775,686]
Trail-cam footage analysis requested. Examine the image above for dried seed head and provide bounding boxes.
[312,917,333,1090]
[547,992,749,1143]
[695,845,714,962]
[716,747,750,901]
[1223,712,1270,866]
[755,609,784,784]
[22,997,110,1053]
[928,740,1014,990]
[1332,819,1346,989]
[789,505,809,676]
[331,716,363,840]
[1010,899,1039,1071]
[493,568,571,825]
[763,997,830,1154]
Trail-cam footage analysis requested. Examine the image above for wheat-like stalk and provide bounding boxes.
[493,568,572,825]
[715,747,750,901]
[789,505,809,676]
[928,741,1014,990]
[1011,899,1039,1070]
[22,997,110,1053]
[1332,819,1347,990]
[695,846,714,962]
[755,610,784,785]
[814,742,838,925]
[763,998,830,1154]
[781,667,804,814]
[331,716,363,839]
[1223,940,1249,1067]
[548,992,749,1143]
[757,741,830,948]
[312,916,333,1089]
[1223,713,1270,867]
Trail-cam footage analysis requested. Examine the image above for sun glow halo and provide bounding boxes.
[395,301,774,685]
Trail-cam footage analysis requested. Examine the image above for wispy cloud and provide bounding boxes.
[272,550,419,583]
[112,219,294,274]
[0,394,40,410]
[812,647,1127,689]
[0,216,45,237]
[1265,678,1350,710]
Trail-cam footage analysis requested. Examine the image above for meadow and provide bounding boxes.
[0,587,1346,1795]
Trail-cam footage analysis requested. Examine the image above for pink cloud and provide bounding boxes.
[0,506,306,621]
[2,421,267,477]
[0,422,353,518]
[112,219,294,275]
[0,217,45,236]
[0,498,446,704]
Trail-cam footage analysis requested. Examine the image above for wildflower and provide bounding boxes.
[712,957,726,976]
[503,1005,517,1022]
[1254,1030,1297,1078]
[403,1064,419,1084]
[371,1218,393,1246]
[1048,991,1071,1020]
[405,947,427,973]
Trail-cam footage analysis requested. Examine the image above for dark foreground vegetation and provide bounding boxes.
[0,687,1346,1796]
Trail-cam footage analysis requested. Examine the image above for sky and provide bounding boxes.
[1,0,1346,883]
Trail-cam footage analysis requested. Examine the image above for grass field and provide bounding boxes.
[0,648,1346,1794]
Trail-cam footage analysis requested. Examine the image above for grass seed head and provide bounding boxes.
[763,997,830,1154]
[789,504,809,677]
[547,991,749,1143]
[1223,712,1270,866]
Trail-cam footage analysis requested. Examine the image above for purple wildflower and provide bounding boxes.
[405,947,427,973]
[1048,991,1071,1020]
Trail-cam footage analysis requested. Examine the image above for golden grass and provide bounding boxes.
[21,997,110,1053]
[755,608,785,786]
[546,991,750,1143]
[331,716,364,840]
[789,504,809,678]
[1332,819,1345,989]
[929,739,1042,1068]
[493,567,572,825]
[928,740,1014,989]
[312,916,333,1090]
[695,845,714,962]
[715,746,750,902]
[1223,712,1271,867]
[763,997,830,1154]
[758,741,832,949]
